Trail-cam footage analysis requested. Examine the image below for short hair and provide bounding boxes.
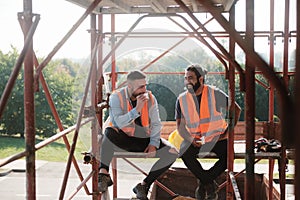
[127,70,146,81]
[186,64,207,79]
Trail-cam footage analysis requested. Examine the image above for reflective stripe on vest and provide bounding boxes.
[179,85,227,142]
[111,88,154,136]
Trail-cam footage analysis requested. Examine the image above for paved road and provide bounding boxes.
[0,159,295,199]
[0,159,161,200]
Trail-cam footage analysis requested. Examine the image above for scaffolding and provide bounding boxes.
[0,0,299,199]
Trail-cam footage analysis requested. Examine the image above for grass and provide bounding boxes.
[0,125,92,162]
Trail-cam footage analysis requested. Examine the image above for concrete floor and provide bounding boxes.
[0,158,295,200]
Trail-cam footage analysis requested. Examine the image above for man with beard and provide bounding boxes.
[175,65,241,200]
[98,70,178,200]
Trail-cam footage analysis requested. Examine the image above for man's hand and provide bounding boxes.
[136,93,149,113]
[144,144,157,158]
[192,138,203,148]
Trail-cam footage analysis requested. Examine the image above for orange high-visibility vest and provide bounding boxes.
[179,85,227,143]
[110,88,154,136]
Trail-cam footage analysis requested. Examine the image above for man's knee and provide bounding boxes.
[160,138,179,156]
[168,148,179,161]
[168,147,179,155]
[104,127,118,138]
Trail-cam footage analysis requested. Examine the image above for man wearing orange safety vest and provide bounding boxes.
[98,70,177,200]
[175,65,241,200]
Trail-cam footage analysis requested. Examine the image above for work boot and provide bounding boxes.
[132,183,149,200]
[98,173,113,192]
[195,181,206,200]
[205,181,218,200]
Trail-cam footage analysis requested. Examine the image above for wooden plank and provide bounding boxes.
[160,121,279,141]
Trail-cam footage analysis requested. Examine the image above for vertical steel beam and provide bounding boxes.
[244,0,255,199]
[295,1,300,199]
[227,4,235,200]
[268,0,276,199]
[111,14,117,91]
[283,0,290,87]
[110,13,118,199]
[23,0,36,199]
[96,14,104,200]
[269,0,275,122]
[90,13,100,200]
[97,14,104,125]
[277,1,291,199]
[96,14,105,200]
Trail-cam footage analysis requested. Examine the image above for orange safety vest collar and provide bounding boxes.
[111,88,154,136]
[179,85,227,143]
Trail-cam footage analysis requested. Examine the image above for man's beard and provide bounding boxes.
[187,80,201,94]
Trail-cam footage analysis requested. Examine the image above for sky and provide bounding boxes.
[0,0,185,59]
[0,0,91,59]
[0,0,296,60]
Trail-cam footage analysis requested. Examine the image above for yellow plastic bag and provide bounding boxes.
[168,129,183,150]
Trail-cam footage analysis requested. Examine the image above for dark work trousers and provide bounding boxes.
[179,139,227,185]
[99,127,178,187]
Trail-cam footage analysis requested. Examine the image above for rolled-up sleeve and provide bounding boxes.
[148,96,162,148]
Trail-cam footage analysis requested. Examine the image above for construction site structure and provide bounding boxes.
[0,0,299,199]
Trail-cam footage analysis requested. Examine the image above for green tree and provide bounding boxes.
[254,74,270,121]
[0,48,24,137]
[35,59,78,137]
[0,48,78,138]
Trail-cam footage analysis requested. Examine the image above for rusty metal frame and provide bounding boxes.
[0,0,298,199]
[193,0,295,199]
[97,12,236,199]
[295,0,300,198]
[0,13,39,119]
[0,0,103,199]
[99,1,296,200]
[97,6,292,200]
[229,171,242,199]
